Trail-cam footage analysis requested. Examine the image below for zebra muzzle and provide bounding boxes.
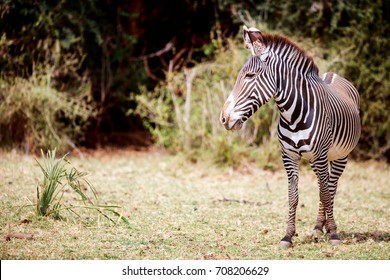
[221,116,243,131]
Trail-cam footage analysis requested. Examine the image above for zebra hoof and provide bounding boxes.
[279,240,293,249]
[312,229,324,242]
[329,233,341,247]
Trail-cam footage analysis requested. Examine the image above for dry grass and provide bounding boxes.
[0,149,389,260]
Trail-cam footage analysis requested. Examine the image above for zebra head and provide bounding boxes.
[220,26,276,131]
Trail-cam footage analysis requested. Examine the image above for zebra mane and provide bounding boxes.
[262,33,319,74]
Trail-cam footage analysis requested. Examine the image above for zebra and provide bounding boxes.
[220,26,361,248]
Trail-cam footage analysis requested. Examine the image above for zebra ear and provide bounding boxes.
[243,26,266,56]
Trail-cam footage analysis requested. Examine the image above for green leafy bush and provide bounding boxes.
[328,3,390,160]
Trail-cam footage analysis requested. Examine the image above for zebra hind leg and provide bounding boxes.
[280,153,300,248]
[325,156,348,246]
[312,201,326,242]
[311,156,348,246]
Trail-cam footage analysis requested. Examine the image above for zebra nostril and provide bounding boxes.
[221,117,226,124]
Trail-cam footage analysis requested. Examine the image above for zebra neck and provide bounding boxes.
[270,39,319,76]
[274,75,323,131]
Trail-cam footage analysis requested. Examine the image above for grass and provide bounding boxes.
[35,149,130,226]
[0,149,389,260]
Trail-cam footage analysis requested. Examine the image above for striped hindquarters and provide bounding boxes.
[322,72,361,161]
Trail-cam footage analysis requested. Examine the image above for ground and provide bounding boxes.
[0,148,389,259]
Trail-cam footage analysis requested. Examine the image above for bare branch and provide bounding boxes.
[143,58,161,81]
[134,41,174,60]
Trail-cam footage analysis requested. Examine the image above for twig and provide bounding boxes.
[215,198,271,207]
[5,233,34,241]
[143,58,161,81]
[134,41,174,60]
[5,225,34,241]
[184,68,197,149]
[169,47,188,72]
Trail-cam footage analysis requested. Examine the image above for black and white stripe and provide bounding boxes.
[221,27,361,247]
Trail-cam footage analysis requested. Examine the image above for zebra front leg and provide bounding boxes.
[280,153,300,248]
[311,159,327,240]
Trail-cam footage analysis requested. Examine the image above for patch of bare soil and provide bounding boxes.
[72,130,161,158]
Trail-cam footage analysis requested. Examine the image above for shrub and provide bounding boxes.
[0,66,95,153]
[328,3,390,160]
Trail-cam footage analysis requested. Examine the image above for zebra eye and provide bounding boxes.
[245,73,256,79]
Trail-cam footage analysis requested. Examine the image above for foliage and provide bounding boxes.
[0,0,101,152]
[0,66,94,153]
[1,0,94,79]
[0,0,140,145]
[0,0,236,140]
[36,149,131,226]
[327,1,390,160]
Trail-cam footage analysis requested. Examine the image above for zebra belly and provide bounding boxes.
[327,144,352,161]
[327,132,359,161]
[282,142,351,162]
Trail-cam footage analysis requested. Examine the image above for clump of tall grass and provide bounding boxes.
[36,149,131,227]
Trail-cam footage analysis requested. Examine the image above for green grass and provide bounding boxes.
[34,149,130,226]
[0,149,389,259]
